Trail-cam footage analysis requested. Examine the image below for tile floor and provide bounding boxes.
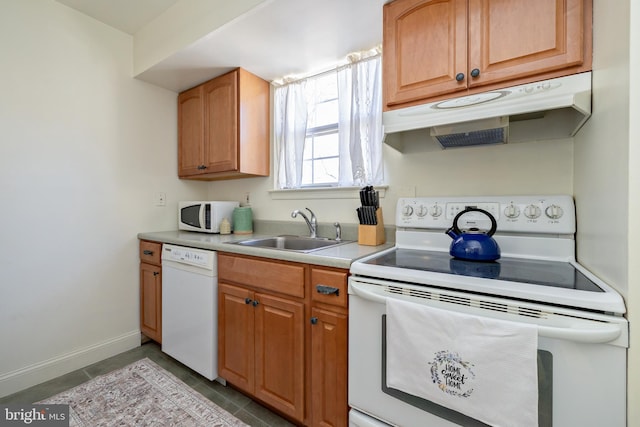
[0,341,295,427]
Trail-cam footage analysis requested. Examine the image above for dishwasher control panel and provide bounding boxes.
[162,244,216,270]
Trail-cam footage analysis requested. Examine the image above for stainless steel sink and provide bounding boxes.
[227,235,352,253]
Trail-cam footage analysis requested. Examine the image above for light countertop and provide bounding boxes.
[137,230,393,269]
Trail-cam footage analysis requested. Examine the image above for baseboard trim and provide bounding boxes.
[0,330,141,398]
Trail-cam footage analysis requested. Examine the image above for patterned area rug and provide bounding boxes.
[38,358,248,426]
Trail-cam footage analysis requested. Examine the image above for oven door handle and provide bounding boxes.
[537,323,621,344]
[350,282,623,344]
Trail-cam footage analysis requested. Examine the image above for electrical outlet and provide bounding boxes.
[155,192,166,207]
[243,192,250,206]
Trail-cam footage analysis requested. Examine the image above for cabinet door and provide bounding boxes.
[310,307,348,427]
[383,0,468,108]
[254,292,305,422]
[467,0,587,88]
[218,283,255,394]
[140,262,162,343]
[177,85,205,177]
[203,70,239,173]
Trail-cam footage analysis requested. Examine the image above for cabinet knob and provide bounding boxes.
[316,284,339,296]
[252,300,259,307]
[455,73,465,82]
[197,165,208,170]
[470,68,480,78]
[310,317,318,325]
[153,271,159,276]
[245,298,252,304]
[143,250,154,255]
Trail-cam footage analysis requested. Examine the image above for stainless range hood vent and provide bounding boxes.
[383,72,591,151]
[431,116,508,148]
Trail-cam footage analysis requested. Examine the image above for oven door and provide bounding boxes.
[348,277,628,427]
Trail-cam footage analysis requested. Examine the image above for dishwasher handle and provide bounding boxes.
[350,280,624,345]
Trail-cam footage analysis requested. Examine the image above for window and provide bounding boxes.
[274,52,383,190]
[303,73,339,186]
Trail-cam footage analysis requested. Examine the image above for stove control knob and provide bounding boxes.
[504,204,520,219]
[545,204,564,219]
[402,205,414,217]
[430,204,443,218]
[416,205,428,217]
[524,204,541,219]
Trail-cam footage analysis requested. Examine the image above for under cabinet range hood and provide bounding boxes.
[383,72,592,150]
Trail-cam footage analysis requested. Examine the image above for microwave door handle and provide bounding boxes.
[350,280,625,345]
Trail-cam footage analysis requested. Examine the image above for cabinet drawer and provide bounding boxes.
[311,268,348,307]
[139,240,162,266]
[219,254,305,298]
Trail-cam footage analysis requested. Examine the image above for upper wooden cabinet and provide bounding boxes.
[178,68,270,180]
[383,0,592,110]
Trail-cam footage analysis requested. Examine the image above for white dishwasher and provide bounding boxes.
[161,244,218,381]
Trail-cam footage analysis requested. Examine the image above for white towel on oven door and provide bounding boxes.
[386,298,539,427]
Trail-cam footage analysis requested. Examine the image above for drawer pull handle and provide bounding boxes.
[316,285,339,296]
[143,250,154,255]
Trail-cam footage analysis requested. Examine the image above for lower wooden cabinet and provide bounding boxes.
[218,283,254,391]
[218,253,349,427]
[310,267,349,427]
[139,240,162,343]
[310,307,348,427]
[218,282,305,421]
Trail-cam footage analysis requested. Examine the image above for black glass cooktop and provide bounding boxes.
[364,248,603,292]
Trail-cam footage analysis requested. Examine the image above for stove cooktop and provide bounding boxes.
[351,195,626,314]
[363,248,604,293]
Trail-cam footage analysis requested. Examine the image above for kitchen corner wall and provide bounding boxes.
[575,0,639,423]
[0,1,208,397]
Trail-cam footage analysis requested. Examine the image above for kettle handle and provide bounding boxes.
[449,207,497,236]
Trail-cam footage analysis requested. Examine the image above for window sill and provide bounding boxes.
[269,185,388,200]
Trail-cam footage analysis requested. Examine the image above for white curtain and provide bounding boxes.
[337,55,384,187]
[274,53,383,189]
[274,81,307,189]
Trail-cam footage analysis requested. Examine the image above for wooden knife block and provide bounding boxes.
[358,208,386,246]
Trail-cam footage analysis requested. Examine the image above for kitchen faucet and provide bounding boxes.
[334,222,342,241]
[291,208,317,238]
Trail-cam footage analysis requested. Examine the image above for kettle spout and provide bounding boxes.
[445,227,459,240]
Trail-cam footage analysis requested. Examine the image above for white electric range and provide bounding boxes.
[348,195,628,427]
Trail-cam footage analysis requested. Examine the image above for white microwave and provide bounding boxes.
[178,201,239,233]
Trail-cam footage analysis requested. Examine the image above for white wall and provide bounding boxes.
[574,1,630,296]
[133,0,265,76]
[207,132,574,227]
[574,0,637,424]
[625,0,640,422]
[0,0,207,397]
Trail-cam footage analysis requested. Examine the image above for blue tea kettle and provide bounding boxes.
[446,208,501,261]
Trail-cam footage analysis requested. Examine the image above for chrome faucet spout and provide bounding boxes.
[334,222,342,241]
[292,208,318,238]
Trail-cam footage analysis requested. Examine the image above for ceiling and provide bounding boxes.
[55,0,387,92]
[56,0,181,35]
